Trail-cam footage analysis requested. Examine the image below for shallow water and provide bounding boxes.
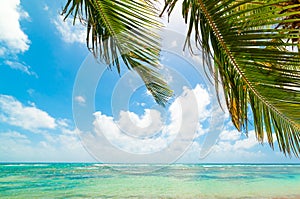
[0,163,299,198]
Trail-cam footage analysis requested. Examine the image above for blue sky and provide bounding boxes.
[0,0,298,163]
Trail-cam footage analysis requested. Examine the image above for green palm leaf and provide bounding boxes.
[162,0,300,156]
[62,0,173,106]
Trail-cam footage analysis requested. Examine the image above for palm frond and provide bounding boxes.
[62,0,173,106]
[162,0,300,156]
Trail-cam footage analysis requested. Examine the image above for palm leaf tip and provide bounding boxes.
[62,0,173,106]
[134,64,173,107]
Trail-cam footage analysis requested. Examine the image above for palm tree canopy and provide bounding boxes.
[63,0,300,157]
[162,0,300,156]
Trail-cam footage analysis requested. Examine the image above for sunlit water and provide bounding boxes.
[0,163,300,198]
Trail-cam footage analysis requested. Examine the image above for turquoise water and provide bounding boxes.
[0,163,300,198]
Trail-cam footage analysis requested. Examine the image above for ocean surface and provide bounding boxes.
[0,163,300,198]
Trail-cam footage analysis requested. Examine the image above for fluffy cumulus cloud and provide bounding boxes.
[117,109,164,137]
[0,94,93,162]
[93,110,173,154]
[4,61,38,77]
[0,0,30,55]
[53,15,86,44]
[0,95,56,132]
[83,84,213,162]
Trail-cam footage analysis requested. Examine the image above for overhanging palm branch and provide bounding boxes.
[62,0,173,106]
[162,0,300,156]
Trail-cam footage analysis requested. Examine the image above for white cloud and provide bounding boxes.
[1,131,29,141]
[0,131,31,159]
[178,130,265,163]
[43,5,49,11]
[53,15,86,44]
[215,130,258,152]
[218,129,278,152]
[56,118,71,128]
[86,84,212,158]
[192,84,211,120]
[4,60,38,77]
[44,128,85,151]
[0,0,30,55]
[75,95,86,105]
[171,40,178,48]
[117,109,164,137]
[0,95,56,132]
[219,129,242,141]
[137,102,146,107]
[233,132,258,150]
[191,130,263,162]
[0,129,93,162]
[179,129,297,163]
[93,111,174,155]
[181,122,289,163]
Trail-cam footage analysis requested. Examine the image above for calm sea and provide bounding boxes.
[0,163,299,198]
